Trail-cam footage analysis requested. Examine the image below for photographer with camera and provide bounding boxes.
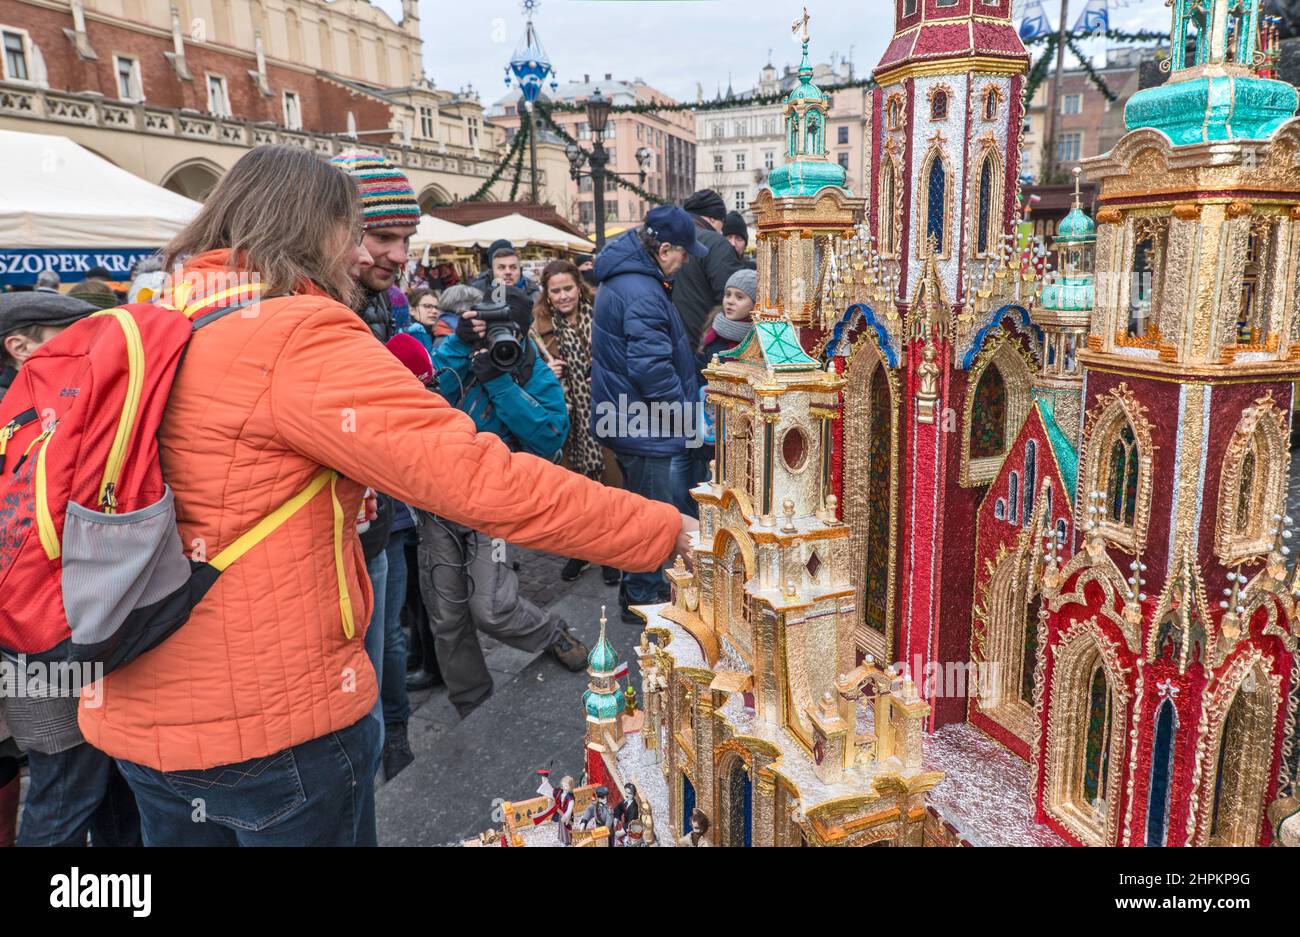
[419,285,589,718]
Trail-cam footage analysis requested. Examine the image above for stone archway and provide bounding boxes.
[161,159,223,201]
[417,184,451,214]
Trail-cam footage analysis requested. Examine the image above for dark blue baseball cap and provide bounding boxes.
[643,205,708,258]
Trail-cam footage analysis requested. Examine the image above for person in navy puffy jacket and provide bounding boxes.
[589,205,706,623]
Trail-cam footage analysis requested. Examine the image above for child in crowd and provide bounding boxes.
[698,267,757,365]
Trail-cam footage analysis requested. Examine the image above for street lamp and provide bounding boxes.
[565,89,655,251]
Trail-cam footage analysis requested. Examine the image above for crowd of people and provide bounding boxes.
[0,142,755,846]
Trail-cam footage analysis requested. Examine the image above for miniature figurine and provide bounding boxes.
[677,809,711,847]
[535,774,576,845]
[578,784,614,845]
[612,782,640,844]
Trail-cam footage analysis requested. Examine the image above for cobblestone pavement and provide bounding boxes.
[375,543,636,845]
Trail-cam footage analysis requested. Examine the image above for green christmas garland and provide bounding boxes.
[465,122,528,202]
[1023,36,1059,103]
[1024,28,1166,46]
[535,78,876,115]
[1064,34,1117,102]
[507,118,528,200]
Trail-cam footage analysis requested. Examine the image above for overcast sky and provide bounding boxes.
[372,0,1172,106]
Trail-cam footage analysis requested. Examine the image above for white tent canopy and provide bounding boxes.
[0,130,200,248]
[451,213,591,252]
[410,214,472,261]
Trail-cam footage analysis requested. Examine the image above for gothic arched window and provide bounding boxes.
[1145,699,1177,846]
[864,364,893,639]
[879,159,898,255]
[788,115,799,156]
[805,111,822,155]
[929,89,948,121]
[969,364,1007,460]
[1106,422,1139,527]
[1082,663,1112,808]
[983,86,999,121]
[1206,667,1276,846]
[923,154,947,253]
[1023,438,1037,527]
[725,759,753,847]
[1020,592,1040,705]
[1217,396,1288,563]
[1008,471,1020,524]
[975,151,1001,256]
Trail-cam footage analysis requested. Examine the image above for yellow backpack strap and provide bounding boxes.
[329,472,356,640]
[209,469,334,572]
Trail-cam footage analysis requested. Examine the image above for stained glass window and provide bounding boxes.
[969,364,1006,459]
[1023,439,1037,527]
[1106,422,1139,526]
[1083,664,1111,807]
[1146,699,1176,846]
[976,157,993,255]
[864,365,892,637]
[926,156,946,249]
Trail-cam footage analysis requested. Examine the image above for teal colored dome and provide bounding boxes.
[1125,75,1297,146]
[588,630,618,674]
[768,158,847,197]
[1055,206,1095,243]
[583,687,625,720]
[785,40,823,105]
[1041,279,1094,312]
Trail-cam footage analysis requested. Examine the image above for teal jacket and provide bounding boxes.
[432,333,569,459]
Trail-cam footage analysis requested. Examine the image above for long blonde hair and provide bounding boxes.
[164,145,360,304]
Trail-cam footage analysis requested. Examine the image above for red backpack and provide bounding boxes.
[0,286,332,674]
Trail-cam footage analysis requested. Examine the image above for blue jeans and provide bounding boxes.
[18,742,141,847]
[363,550,388,746]
[617,453,689,605]
[382,532,412,725]
[115,716,381,846]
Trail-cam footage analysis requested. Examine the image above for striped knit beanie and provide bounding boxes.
[331,150,419,230]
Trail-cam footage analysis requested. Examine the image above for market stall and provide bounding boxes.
[0,129,200,287]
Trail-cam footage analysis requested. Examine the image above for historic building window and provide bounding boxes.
[920,150,948,254]
[1205,663,1276,846]
[1061,93,1082,115]
[970,366,1007,460]
[735,151,746,171]
[1079,384,1153,551]
[805,111,822,154]
[884,94,904,132]
[713,153,724,173]
[1007,471,1020,524]
[977,540,1039,742]
[1023,439,1037,527]
[878,157,900,256]
[1056,130,1082,163]
[1216,395,1288,563]
[982,86,1000,121]
[763,150,775,171]
[115,55,142,102]
[1145,698,1177,846]
[2,29,29,81]
[282,91,302,131]
[962,335,1033,486]
[837,152,850,169]
[419,106,435,138]
[1234,216,1279,349]
[206,74,231,118]
[903,0,918,16]
[929,88,949,121]
[782,426,809,472]
[734,190,747,212]
[995,498,1007,520]
[974,150,1002,256]
[1045,627,1124,845]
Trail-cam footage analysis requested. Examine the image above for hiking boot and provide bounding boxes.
[602,566,621,586]
[382,722,415,782]
[561,558,590,581]
[548,621,589,672]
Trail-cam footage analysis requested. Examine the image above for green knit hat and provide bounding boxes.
[330,149,419,230]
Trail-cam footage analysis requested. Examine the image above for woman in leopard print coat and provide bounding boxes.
[533,260,624,584]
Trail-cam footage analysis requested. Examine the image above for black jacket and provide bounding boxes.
[669,216,746,349]
[468,271,540,303]
[357,288,396,343]
[0,366,15,401]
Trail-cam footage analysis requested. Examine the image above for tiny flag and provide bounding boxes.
[1074,0,1110,35]
[613,661,629,680]
[1019,0,1053,40]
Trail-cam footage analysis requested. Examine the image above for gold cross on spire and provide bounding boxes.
[792,5,810,43]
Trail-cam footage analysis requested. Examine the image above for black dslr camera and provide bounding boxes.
[471,299,524,370]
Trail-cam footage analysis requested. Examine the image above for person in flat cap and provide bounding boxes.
[578,784,614,844]
[0,291,95,398]
[673,189,745,353]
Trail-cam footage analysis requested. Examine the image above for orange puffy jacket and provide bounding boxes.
[78,251,680,771]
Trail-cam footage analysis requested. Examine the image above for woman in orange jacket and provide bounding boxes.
[84,145,694,846]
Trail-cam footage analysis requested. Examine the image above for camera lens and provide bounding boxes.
[487,328,522,370]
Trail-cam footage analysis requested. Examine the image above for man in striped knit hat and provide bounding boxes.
[331,149,421,342]
[331,150,422,790]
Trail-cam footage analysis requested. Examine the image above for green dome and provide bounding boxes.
[768,158,847,197]
[588,630,618,674]
[583,687,625,720]
[1125,75,1297,146]
[785,40,823,105]
[1055,206,1095,243]
[1040,279,1094,312]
